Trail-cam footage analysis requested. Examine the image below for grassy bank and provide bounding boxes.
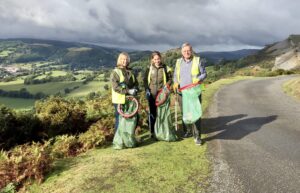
[282,76,300,101]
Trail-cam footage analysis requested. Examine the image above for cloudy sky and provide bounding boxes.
[0,0,299,51]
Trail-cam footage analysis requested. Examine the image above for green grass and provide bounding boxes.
[28,137,210,193]
[0,96,35,110]
[35,70,67,80]
[0,81,83,95]
[282,77,300,101]
[0,50,14,57]
[0,78,24,86]
[50,70,68,76]
[66,81,108,98]
[27,75,252,193]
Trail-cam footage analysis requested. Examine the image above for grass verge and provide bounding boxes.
[282,76,300,101]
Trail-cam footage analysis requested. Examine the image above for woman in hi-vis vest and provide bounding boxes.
[110,52,139,131]
[143,51,172,139]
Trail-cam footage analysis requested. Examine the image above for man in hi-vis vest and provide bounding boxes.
[173,43,207,145]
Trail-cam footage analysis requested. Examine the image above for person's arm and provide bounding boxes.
[110,70,127,94]
[133,73,139,92]
[197,60,207,82]
[173,65,178,84]
[166,66,173,86]
[143,68,150,91]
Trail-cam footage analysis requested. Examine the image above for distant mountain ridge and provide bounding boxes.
[199,49,259,63]
[0,38,263,69]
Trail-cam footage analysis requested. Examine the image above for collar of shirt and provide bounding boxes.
[182,55,194,63]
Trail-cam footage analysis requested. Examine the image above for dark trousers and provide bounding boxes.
[147,95,157,135]
[177,94,202,139]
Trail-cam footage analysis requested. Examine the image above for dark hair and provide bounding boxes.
[150,51,162,65]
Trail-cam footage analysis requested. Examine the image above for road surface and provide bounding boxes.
[205,75,300,193]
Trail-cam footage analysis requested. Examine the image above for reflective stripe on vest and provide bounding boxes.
[111,68,125,104]
[176,56,200,84]
[147,65,172,85]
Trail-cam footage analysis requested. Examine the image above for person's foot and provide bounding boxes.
[195,138,202,146]
[183,132,193,138]
[150,133,157,141]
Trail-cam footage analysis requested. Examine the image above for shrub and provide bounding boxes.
[85,97,113,122]
[0,182,16,193]
[0,106,17,150]
[0,143,53,191]
[50,135,82,159]
[35,97,87,137]
[79,119,114,151]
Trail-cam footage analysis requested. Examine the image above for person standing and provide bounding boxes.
[143,51,172,139]
[110,52,138,132]
[173,43,207,145]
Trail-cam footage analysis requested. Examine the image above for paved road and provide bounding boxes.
[204,75,300,193]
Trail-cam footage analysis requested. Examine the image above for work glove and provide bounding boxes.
[173,82,179,93]
[146,89,151,99]
[119,82,127,89]
[127,89,137,96]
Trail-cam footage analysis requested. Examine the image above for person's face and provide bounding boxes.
[119,55,129,67]
[152,55,161,67]
[181,46,192,60]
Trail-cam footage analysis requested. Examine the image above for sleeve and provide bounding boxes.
[133,73,139,92]
[110,70,128,94]
[166,66,173,86]
[143,68,150,91]
[197,60,207,82]
[173,65,178,84]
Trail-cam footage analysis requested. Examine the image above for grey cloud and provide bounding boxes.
[0,0,300,51]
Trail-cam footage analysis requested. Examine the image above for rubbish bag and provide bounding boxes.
[113,97,138,149]
[181,83,202,124]
[154,87,177,141]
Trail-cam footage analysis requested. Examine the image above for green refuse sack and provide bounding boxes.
[154,87,178,142]
[113,98,138,149]
[181,83,202,124]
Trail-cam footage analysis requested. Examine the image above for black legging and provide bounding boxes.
[147,94,157,135]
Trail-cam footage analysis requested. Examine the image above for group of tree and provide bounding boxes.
[0,88,47,99]
[24,73,76,85]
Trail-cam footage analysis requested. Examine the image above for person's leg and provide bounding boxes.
[177,94,192,137]
[193,94,202,145]
[113,104,119,132]
[148,95,157,137]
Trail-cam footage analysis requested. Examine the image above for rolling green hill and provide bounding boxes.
[0,39,120,69]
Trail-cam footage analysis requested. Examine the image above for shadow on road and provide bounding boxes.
[203,115,278,141]
[203,114,248,134]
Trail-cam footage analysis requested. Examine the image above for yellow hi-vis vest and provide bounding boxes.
[147,65,172,85]
[112,68,125,104]
[176,56,200,84]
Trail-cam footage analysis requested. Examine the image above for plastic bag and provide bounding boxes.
[113,98,138,149]
[181,84,202,124]
[154,87,177,141]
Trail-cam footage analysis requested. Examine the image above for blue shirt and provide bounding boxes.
[173,57,207,87]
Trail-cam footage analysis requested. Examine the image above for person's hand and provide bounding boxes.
[146,89,151,99]
[163,84,171,91]
[173,82,179,93]
[127,89,137,96]
[119,82,127,89]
